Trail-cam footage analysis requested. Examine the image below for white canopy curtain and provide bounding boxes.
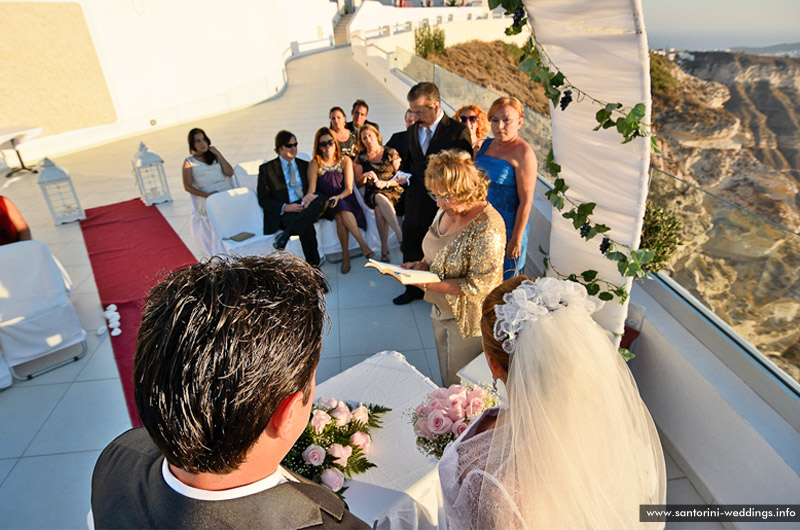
[523,0,652,338]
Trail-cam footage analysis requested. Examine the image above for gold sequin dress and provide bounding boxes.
[425,204,506,339]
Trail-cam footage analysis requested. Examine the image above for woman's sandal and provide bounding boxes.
[364,251,376,260]
[380,252,391,263]
[341,264,351,274]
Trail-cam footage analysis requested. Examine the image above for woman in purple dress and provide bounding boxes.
[308,127,374,273]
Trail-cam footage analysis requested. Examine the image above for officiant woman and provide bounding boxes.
[400,150,505,386]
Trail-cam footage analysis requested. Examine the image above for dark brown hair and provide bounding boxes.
[313,127,342,169]
[187,128,217,165]
[407,82,440,104]
[133,254,327,474]
[274,130,296,154]
[351,99,369,113]
[481,276,529,373]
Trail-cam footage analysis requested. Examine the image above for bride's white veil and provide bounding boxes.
[477,278,666,529]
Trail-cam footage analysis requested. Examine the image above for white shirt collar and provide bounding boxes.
[161,459,297,501]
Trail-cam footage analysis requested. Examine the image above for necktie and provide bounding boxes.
[288,162,302,198]
[421,127,432,155]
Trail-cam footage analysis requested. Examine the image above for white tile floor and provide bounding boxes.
[0,47,709,529]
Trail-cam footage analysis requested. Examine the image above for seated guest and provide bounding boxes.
[0,195,32,245]
[182,128,234,255]
[329,106,357,159]
[453,104,489,153]
[354,124,405,262]
[90,254,369,529]
[345,99,379,136]
[399,150,505,386]
[308,127,373,274]
[257,130,328,267]
[385,109,416,166]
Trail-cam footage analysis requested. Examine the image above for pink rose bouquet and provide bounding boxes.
[282,398,390,497]
[410,383,498,459]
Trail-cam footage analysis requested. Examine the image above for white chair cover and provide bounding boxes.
[189,194,223,257]
[525,0,652,337]
[0,240,87,382]
[232,159,265,191]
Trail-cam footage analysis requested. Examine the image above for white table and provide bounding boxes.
[316,351,442,529]
[0,126,43,177]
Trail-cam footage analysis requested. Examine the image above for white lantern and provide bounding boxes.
[132,142,171,206]
[37,158,86,225]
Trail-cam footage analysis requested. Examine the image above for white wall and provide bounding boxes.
[12,0,337,160]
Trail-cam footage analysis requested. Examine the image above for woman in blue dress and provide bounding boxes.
[475,97,537,280]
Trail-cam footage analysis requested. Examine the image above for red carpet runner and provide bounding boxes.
[81,199,196,426]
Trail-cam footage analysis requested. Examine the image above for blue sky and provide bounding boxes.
[641,0,800,50]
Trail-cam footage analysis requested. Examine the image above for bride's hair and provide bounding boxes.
[480,275,526,373]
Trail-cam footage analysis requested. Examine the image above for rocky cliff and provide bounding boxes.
[649,52,800,382]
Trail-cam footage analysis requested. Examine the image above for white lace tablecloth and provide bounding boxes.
[316,351,442,529]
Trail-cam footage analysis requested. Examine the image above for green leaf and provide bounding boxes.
[650,136,661,154]
[605,103,622,112]
[586,282,600,296]
[505,24,523,36]
[543,256,549,269]
[606,251,626,262]
[488,0,501,8]
[585,227,598,240]
[519,57,538,72]
[618,260,628,276]
[551,72,565,88]
[619,347,635,361]
[577,202,596,216]
[572,214,586,229]
[595,224,611,233]
[581,270,598,281]
[595,108,611,124]
[602,120,616,129]
[538,244,546,255]
[598,292,614,301]
[562,209,576,219]
[630,103,647,120]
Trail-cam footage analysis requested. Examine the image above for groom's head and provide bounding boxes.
[133,254,327,474]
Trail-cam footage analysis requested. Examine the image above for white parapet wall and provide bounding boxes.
[4,0,338,162]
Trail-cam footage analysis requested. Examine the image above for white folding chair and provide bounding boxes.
[0,240,87,384]
[232,159,265,191]
[206,187,304,258]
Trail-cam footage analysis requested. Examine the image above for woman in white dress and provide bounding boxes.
[182,128,234,255]
[439,276,666,529]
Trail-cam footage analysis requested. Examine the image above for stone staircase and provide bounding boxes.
[334,13,353,46]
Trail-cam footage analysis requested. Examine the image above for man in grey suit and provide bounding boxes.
[90,254,369,529]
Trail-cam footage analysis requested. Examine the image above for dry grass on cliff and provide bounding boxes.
[426,40,550,116]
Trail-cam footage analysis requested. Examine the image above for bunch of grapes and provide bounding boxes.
[599,237,611,254]
[559,90,573,111]
[512,6,526,27]
[579,222,591,238]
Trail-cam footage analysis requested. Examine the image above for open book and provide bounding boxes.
[364,259,441,285]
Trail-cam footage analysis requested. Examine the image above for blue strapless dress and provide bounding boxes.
[475,139,529,279]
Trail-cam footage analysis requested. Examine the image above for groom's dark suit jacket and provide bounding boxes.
[91,428,370,529]
[401,113,473,262]
[257,157,310,236]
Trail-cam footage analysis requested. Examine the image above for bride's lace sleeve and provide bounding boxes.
[451,469,525,530]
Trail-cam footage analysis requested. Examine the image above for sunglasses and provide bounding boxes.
[284,142,298,148]
[319,139,336,148]
[460,116,478,124]
[428,193,452,205]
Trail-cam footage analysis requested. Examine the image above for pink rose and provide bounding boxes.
[465,397,485,418]
[301,444,326,466]
[414,417,433,438]
[329,443,352,467]
[330,402,352,426]
[321,468,345,492]
[415,402,430,417]
[317,397,339,410]
[448,385,468,407]
[446,400,464,422]
[310,410,332,434]
[427,409,453,435]
[467,387,486,401]
[431,388,449,401]
[350,431,371,454]
[448,384,467,396]
[429,399,449,412]
[351,405,369,425]
[452,419,468,436]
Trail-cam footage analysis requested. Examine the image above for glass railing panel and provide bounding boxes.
[395,47,435,83]
[648,167,800,386]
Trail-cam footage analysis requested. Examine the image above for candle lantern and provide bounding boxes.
[37,158,86,225]
[132,142,171,206]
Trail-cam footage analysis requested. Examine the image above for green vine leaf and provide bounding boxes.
[581,270,598,282]
[598,292,614,301]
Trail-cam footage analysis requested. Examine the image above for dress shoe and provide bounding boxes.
[392,290,423,305]
[273,230,290,249]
